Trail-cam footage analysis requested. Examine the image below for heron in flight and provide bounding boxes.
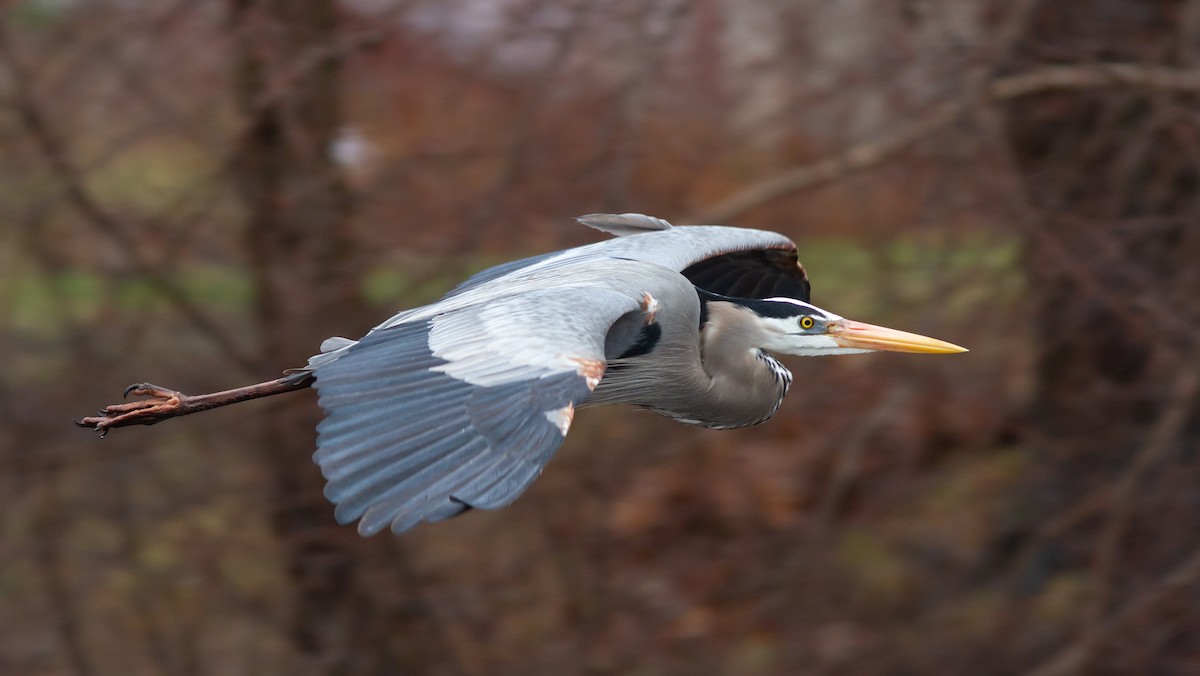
[79,214,965,535]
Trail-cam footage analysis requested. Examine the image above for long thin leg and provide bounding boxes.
[76,376,313,437]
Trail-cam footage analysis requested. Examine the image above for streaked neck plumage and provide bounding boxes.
[691,299,792,428]
[588,291,792,430]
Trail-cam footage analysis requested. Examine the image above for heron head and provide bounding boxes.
[736,297,967,357]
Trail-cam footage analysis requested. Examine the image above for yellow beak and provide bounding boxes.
[828,319,968,354]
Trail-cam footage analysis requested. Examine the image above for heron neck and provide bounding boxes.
[690,300,792,428]
[587,294,790,429]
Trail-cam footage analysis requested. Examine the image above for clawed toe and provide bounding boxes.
[122,382,178,400]
[76,383,188,435]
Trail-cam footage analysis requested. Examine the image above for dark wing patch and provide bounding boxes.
[313,320,592,535]
[681,247,811,302]
[602,301,662,360]
[616,324,661,359]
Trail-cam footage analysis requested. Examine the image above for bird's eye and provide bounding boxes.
[799,316,815,330]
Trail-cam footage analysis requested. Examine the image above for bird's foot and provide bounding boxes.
[75,383,187,437]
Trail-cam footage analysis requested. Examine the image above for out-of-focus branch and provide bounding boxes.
[990,63,1200,99]
[689,64,1200,224]
[111,468,181,675]
[28,469,95,676]
[598,0,689,211]
[1021,221,1194,340]
[1053,213,1195,339]
[459,0,591,249]
[1075,345,1200,668]
[810,386,912,534]
[1014,345,1200,676]
[0,29,260,376]
[1028,543,1200,676]
[689,99,962,224]
[242,26,388,119]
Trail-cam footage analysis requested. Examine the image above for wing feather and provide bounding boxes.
[419,500,470,524]
[443,251,559,299]
[350,437,491,533]
[324,423,473,483]
[313,259,691,535]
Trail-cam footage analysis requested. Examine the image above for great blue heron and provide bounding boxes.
[79,214,965,535]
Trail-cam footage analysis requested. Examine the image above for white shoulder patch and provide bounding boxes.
[544,403,575,436]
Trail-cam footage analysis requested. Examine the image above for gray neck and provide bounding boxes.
[688,301,791,428]
[589,298,791,429]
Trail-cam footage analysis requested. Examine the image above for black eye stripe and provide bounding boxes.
[696,289,828,321]
[737,298,823,319]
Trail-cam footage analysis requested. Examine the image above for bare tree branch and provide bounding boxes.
[687,100,962,223]
[0,28,260,375]
[110,467,181,676]
[990,63,1200,99]
[810,386,913,534]
[1027,543,1200,676]
[1073,345,1200,670]
[689,63,1200,224]
[28,472,96,676]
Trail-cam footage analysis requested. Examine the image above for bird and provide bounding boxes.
[78,213,966,535]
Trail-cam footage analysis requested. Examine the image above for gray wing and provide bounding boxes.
[442,250,560,299]
[576,212,672,236]
[371,222,806,333]
[313,260,687,535]
[439,214,670,299]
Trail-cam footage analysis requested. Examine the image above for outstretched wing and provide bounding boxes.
[312,260,685,535]
[363,220,806,335]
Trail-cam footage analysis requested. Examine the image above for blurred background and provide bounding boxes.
[3,0,1199,674]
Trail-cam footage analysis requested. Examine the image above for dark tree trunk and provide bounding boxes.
[1007,0,1198,456]
[227,2,421,672]
[1004,1,1200,671]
